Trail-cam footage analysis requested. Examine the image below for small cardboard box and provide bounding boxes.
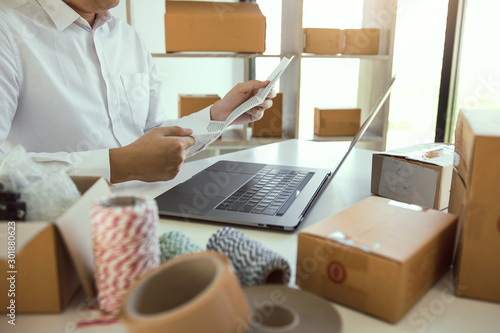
[314,107,360,136]
[178,94,221,118]
[296,196,458,323]
[371,143,455,210]
[252,93,283,137]
[450,109,500,302]
[0,176,111,313]
[165,1,266,53]
[343,28,380,55]
[303,28,343,54]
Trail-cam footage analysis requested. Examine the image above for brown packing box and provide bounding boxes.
[343,28,380,55]
[164,1,266,53]
[252,92,283,137]
[178,94,221,118]
[303,28,343,54]
[371,143,455,210]
[0,176,111,313]
[450,109,500,302]
[314,107,360,136]
[296,196,457,323]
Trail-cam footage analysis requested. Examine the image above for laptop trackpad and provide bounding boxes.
[169,171,253,198]
[156,192,223,216]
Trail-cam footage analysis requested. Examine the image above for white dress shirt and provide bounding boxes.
[0,0,219,180]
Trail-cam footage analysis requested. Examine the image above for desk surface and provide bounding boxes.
[5,140,500,333]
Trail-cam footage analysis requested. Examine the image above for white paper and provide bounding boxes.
[190,56,294,135]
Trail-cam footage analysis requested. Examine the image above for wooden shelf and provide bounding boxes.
[152,52,283,58]
[301,53,390,60]
[127,0,398,154]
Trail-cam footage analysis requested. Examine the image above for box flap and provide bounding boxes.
[460,109,500,137]
[55,177,111,299]
[376,143,454,168]
[0,222,51,260]
[301,196,457,263]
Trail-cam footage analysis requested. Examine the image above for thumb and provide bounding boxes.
[157,126,193,137]
[249,80,270,90]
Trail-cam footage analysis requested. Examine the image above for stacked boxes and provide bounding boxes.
[252,93,283,137]
[297,196,458,323]
[449,109,500,302]
[165,1,266,53]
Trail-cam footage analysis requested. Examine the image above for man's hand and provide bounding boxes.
[210,80,277,125]
[109,126,196,183]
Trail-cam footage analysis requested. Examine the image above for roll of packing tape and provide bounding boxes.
[91,195,160,317]
[244,285,342,333]
[159,230,203,262]
[207,227,291,287]
[120,251,252,333]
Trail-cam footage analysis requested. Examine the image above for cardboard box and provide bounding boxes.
[371,143,455,210]
[314,107,360,136]
[296,196,458,323]
[450,109,500,302]
[178,94,221,118]
[252,92,283,137]
[165,1,266,53]
[343,28,380,55]
[0,176,111,313]
[303,28,343,54]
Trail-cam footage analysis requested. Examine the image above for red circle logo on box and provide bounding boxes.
[327,261,347,284]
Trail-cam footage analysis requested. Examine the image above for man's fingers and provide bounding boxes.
[179,135,196,149]
[238,80,269,94]
[156,126,193,137]
[266,89,278,100]
[256,99,273,110]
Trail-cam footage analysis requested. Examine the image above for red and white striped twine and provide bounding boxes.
[78,195,160,327]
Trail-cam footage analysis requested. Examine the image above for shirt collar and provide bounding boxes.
[36,0,113,31]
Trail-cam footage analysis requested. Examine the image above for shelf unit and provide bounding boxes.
[125,0,397,153]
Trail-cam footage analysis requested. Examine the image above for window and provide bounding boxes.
[386,0,449,149]
[447,0,500,142]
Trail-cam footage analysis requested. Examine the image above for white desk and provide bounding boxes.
[5,140,500,333]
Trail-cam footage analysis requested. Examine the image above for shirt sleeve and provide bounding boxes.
[30,150,110,179]
[0,20,21,152]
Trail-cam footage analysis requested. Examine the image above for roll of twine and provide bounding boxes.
[78,195,160,327]
[159,230,203,262]
[207,227,291,287]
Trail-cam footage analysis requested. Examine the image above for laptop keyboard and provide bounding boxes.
[215,168,314,216]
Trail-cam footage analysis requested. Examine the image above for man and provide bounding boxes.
[0,0,275,183]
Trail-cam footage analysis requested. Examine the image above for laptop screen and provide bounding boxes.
[329,76,396,177]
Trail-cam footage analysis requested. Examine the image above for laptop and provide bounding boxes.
[155,77,396,231]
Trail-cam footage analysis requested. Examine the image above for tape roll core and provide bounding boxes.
[245,285,342,333]
[121,252,251,333]
[252,303,299,331]
[125,255,221,316]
